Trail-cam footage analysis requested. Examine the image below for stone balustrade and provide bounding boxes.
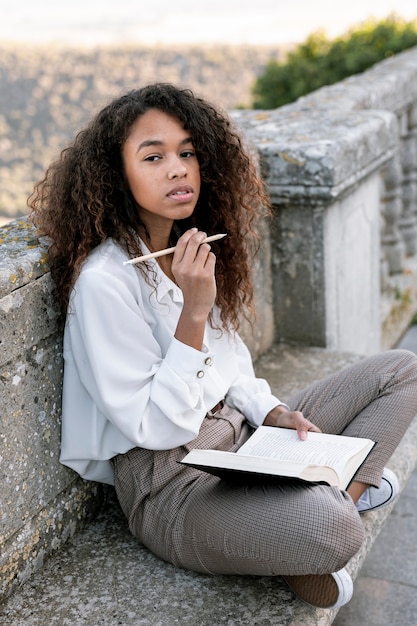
[233,45,417,354]
[1,45,417,604]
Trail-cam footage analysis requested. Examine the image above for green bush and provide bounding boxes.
[252,15,417,109]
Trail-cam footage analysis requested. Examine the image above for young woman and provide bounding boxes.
[29,83,417,610]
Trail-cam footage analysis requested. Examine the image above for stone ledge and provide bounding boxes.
[0,219,48,297]
[232,108,397,205]
[0,479,105,599]
[289,45,417,115]
[1,343,416,626]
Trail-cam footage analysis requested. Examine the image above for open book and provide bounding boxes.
[181,426,376,489]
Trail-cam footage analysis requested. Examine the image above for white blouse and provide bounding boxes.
[60,238,282,484]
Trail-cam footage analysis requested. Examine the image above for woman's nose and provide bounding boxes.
[167,156,187,179]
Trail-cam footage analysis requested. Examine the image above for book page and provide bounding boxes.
[237,428,369,469]
[182,427,374,488]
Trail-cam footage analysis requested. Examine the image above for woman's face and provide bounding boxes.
[123,108,201,232]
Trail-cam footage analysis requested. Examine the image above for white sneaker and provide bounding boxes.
[283,567,353,609]
[356,467,400,513]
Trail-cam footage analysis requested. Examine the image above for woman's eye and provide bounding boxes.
[181,150,195,158]
[144,155,161,162]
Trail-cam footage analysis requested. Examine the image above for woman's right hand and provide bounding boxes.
[173,229,217,351]
[172,228,217,319]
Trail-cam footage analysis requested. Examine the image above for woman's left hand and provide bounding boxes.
[263,405,321,440]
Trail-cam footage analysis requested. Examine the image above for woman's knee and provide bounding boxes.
[386,348,417,378]
[302,489,364,574]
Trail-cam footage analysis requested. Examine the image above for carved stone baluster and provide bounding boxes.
[380,153,405,274]
[399,107,417,255]
[379,172,390,290]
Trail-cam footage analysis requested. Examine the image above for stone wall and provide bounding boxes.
[2,46,417,601]
[0,221,105,598]
[233,107,396,353]
[233,45,417,353]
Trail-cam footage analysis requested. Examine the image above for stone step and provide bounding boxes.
[1,344,416,626]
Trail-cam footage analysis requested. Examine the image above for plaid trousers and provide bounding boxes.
[113,349,417,576]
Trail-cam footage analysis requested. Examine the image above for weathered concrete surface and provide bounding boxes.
[233,108,397,204]
[323,173,381,354]
[381,255,417,351]
[231,46,417,353]
[266,171,382,353]
[240,211,275,359]
[0,220,107,601]
[233,106,398,353]
[0,219,48,296]
[1,343,416,626]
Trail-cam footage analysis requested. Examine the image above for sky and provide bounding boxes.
[0,0,416,46]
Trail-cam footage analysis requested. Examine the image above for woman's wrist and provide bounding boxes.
[263,403,290,427]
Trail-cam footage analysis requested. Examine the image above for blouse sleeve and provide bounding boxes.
[66,266,218,450]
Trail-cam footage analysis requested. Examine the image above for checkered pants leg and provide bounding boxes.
[113,349,417,576]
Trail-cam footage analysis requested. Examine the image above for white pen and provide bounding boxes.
[123,233,227,265]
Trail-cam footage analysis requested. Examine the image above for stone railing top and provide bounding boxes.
[233,108,397,203]
[231,45,417,205]
[0,218,49,298]
[283,45,417,115]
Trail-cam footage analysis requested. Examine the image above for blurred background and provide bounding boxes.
[2,0,416,46]
[0,0,416,224]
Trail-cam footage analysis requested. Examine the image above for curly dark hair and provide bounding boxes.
[29,83,270,331]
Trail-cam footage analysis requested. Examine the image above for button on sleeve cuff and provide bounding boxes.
[164,337,215,380]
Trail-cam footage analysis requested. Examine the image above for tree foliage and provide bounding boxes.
[252,15,417,109]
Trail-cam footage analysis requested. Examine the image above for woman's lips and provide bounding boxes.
[167,185,194,202]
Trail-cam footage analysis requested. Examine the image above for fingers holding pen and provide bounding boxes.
[173,230,217,350]
[174,228,209,261]
[172,229,217,310]
[173,229,217,273]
